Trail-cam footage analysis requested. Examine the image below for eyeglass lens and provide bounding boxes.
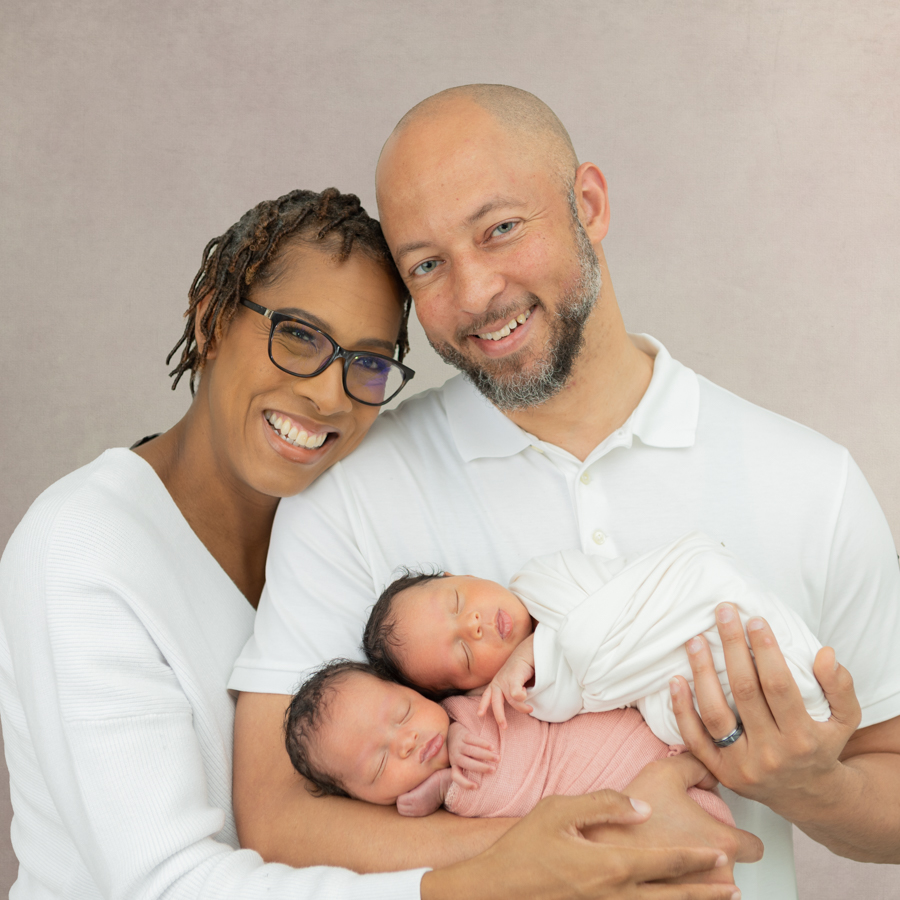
[271,319,406,405]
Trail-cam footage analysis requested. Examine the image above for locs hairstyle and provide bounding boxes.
[167,188,411,393]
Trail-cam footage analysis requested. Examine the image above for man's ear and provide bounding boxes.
[193,293,218,361]
[572,162,610,245]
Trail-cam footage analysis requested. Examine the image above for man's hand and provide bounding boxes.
[448,721,498,788]
[670,603,858,814]
[422,786,746,900]
[670,602,900,862]
[478,634,535,728]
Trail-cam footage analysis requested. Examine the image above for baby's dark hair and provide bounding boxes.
[168,187,411,394]
[363,567,460,702]
[285,659,392,798]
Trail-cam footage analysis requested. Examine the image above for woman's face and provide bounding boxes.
[200,242,404,499]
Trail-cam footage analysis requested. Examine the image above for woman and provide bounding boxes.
[0,188,738,900]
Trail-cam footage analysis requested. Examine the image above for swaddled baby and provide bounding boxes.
[284,659,733,822]
[362,531,830,744]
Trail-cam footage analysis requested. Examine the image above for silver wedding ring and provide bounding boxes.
[712,721,744,748]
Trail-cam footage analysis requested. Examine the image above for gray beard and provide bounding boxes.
[429,216,602,411]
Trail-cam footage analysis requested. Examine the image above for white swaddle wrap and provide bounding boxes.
[511,532,831,744]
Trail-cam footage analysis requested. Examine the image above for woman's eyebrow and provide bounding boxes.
[278,306,396,354]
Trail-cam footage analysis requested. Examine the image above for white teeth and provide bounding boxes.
[265,412,329,450]
[477,308,532,341]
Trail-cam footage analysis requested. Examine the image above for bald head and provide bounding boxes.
[395,85,576,176]
[377,84,579,209]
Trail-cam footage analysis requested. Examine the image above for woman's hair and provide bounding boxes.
[362,567,460,702]
[284,659,386,798]
[168,188,410,393]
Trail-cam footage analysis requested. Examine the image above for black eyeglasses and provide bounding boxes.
[241,299,414,407]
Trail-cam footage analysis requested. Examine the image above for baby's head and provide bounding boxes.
[363,568,533,697]
[285,659,451,805]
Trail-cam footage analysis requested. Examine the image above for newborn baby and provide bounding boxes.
[363,531,831,744]
[284,659,733,823]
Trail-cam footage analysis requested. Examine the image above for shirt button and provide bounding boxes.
[580,472,591,485]
[592,530,607,545]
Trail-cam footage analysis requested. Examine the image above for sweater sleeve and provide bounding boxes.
[0,478,426,900]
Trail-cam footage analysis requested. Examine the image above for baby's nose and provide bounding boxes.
[397,729,418,758]
[467,611,482,638]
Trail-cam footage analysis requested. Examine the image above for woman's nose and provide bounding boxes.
[294,358,352,416]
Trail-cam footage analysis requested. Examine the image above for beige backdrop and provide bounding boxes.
[1,1,898,896]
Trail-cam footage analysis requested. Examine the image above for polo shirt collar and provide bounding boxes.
[443,333,699,462]
[444,374,533,462]
[627,334,699,449]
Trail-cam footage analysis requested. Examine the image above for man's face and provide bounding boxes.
[377,105,601,410]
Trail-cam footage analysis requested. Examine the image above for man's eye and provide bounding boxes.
[412,259,440,276]
[490,221,516,237]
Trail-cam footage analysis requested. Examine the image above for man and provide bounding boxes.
[230,85,900,898]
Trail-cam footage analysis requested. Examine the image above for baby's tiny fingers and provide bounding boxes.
[463,733,497,751]
[460,756,496,773]
[451,769,480,790]
[462,742,499,762]
[491,691,508,729]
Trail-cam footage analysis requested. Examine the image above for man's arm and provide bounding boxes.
[233,691,761,892]
[671,605,900,862]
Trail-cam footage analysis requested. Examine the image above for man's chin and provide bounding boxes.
[431,341,562,411]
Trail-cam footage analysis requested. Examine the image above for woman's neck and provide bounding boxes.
[133,409,278,608]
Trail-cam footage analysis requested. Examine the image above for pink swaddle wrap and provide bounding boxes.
[442,696,732,824]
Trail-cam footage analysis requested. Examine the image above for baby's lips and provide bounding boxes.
[419,733,444,763]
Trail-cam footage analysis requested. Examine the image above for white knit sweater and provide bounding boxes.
[0,449,425,900]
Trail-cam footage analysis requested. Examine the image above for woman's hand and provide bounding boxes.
[670,602,860,818]
[421,784,746,900]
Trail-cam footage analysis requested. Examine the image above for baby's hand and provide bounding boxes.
[448,721,498,789]
[396,768,453,817]
[477,635,535,729]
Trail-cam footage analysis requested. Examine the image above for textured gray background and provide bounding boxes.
[1,1,898,895]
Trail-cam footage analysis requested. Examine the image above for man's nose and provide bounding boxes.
[452,253,506,319]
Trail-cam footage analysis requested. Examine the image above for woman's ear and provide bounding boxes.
[193,293,218,361]
[572,161,610,245]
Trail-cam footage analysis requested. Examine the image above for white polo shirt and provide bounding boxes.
[231,335,900,900]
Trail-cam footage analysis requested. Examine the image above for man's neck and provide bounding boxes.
[505,307,654,462]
